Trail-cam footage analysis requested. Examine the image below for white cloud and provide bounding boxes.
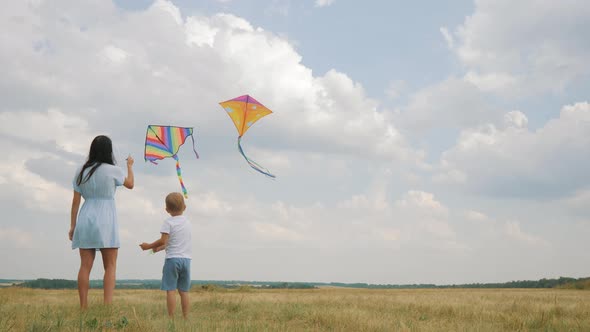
[378,228,401,242]
[399,77,501,133]
[432,168,467,185]
[0,0,420,166]
[447,0,590,96]
[435,102,590,197]
[101,45,128,64]
[185,17,218,47]
[315,0,335,8]
[252,222,302,241]
[0,110,93,215]
[151,0,183,25]
[503,110,528,129]
[504,221,547,247]
[190,192,233,217]
[439,27,454,49]
[463,71,518,94]
[393,191,455,241]
[464,210,488,223]
[561,189,590,217]
[395,190,448,217]
[0,109,91,153]
[0,228,34,249]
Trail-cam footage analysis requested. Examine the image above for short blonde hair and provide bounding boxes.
[165,192,185,213]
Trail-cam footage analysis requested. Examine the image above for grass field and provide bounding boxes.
[1,286,589,331]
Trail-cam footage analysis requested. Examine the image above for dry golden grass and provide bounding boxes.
[1,286,589,331]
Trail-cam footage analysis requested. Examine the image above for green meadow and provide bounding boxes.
[1,286,590,331]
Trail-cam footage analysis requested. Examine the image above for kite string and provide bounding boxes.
[173,155,189,198]
[237,136,275,179]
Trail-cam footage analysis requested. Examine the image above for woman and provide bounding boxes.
[69,135,134,309]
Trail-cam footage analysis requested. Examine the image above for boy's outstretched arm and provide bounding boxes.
[140,233,169,251]
[153,244,166,252]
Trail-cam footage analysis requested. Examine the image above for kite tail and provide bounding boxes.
[237,136,276,178]
[173,155,189,198]
[191,134,200,159]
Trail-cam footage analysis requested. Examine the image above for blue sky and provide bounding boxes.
[1,0,589,284]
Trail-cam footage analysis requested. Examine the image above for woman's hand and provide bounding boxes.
[124,155,135,189]
[68,227,75,241]
[126,155,134,168]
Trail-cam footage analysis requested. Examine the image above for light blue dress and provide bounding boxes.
[72,163,125,249]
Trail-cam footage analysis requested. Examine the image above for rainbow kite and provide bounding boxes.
[219,95,275,178]
[144,125,199,198]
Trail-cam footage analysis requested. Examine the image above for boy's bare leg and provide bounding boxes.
[178,290,189,319]
[78,249,96,309]
[167,290,176,317]
[100,248,118,305]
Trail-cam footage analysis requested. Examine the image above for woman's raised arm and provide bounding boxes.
[123,155,134,189]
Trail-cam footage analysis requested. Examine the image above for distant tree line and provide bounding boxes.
[325,277,581,289]
[191,281,316,289]
[20,279,77,289]
[258,282,316,289]
[556,278,590,290]
[15,276,589,290]
[442,277,579,289]
[19,279,161,290]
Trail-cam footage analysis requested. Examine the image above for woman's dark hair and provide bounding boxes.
[76,135,116,185]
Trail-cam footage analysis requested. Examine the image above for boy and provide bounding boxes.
[140,192,192,319]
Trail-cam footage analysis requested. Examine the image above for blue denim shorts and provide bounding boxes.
[161,258,191,292]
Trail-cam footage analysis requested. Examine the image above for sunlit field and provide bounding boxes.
[1,286,589,331]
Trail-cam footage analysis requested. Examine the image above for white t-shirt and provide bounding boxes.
[160,215,192,259]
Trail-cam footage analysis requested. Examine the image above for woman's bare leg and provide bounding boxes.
[78,249,96,309]
[100,248,118,304]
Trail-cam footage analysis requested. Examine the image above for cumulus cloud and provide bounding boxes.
[0,109,91,153]
[0,227,35,249]
[0,110,92,216]
[464,210,489,223]
[315,0,335,8]
[395,190,449,217]
[503,110,528,129]
[561,189,590,217]
[398,77,501,133]
[439,27,454,49]
[504,221,548,247]
[0,0,421,172]
[435,102,590,198]
[252,222,302,241]
[444,0,590,96]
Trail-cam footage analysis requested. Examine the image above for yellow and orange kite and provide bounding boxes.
[219,94,275,178]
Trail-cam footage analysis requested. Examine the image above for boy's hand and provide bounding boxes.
[139,242,150,250]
